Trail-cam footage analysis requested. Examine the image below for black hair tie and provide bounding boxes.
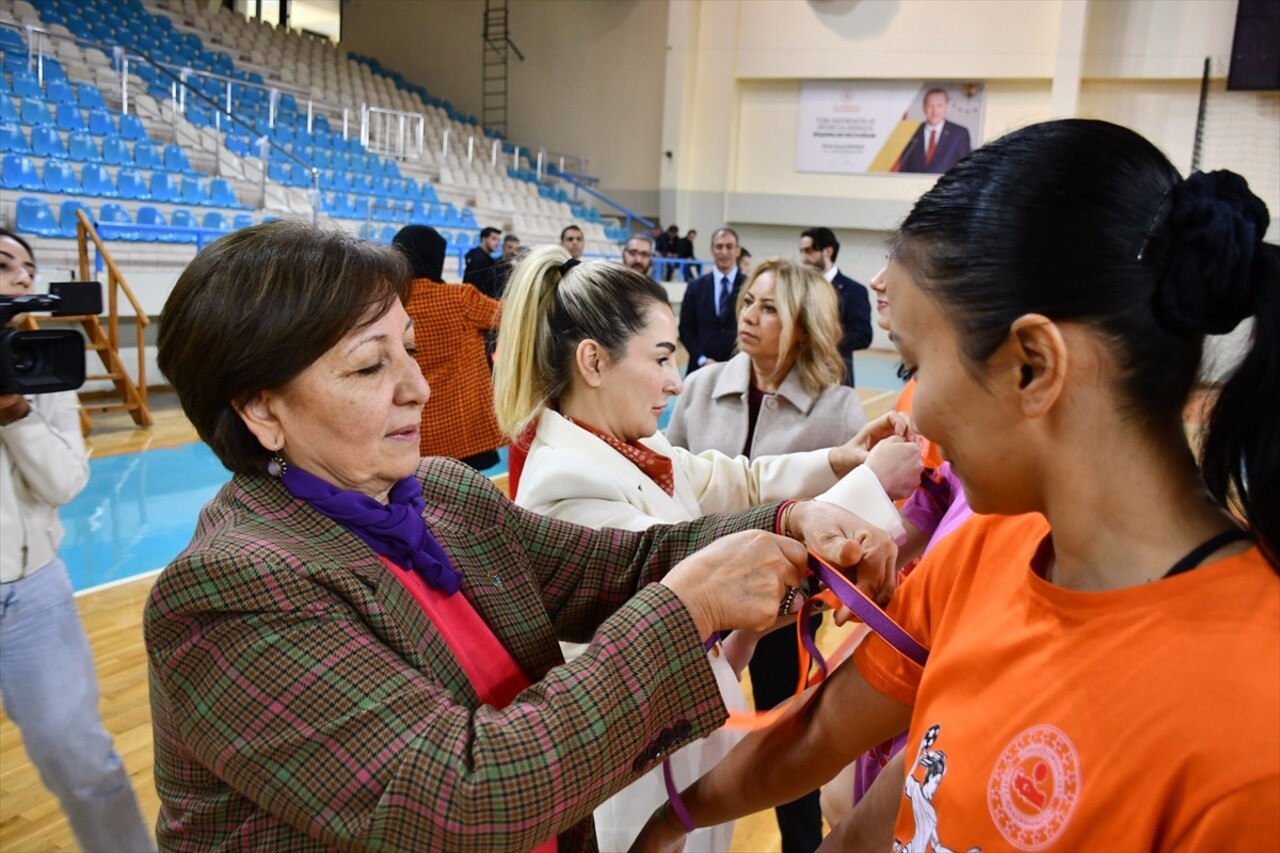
[559,258,580,276]
[1152,170,1270,336]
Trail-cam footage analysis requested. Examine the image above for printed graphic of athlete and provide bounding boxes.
[893,724,980,853]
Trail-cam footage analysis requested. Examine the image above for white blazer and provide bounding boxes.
[517,408,840,531]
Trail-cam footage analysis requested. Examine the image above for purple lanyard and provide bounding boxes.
[667,551,929,832]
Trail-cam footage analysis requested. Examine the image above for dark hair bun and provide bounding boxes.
[1155,170,1270,335]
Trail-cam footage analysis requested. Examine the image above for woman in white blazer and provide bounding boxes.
[493,247,918,853]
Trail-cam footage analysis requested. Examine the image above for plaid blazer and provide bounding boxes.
[145,457,778,852]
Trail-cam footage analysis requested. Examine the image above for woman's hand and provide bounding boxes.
[786,500,898,606]
[865,437,925,501]
[0,394,30,426]
[660,530,807,638]
[828,412,915,476]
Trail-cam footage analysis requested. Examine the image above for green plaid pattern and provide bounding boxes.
[145,457,777,851]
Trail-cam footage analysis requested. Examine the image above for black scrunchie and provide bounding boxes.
[1154,170,1270,335]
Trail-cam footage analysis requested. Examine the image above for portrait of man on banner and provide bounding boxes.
[891,84,982,174]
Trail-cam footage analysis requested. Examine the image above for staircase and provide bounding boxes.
[27,211,153,432]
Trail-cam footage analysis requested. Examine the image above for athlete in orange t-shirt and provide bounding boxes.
[632,120,1280,851]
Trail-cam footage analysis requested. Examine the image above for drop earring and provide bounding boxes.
[266,445,287,478]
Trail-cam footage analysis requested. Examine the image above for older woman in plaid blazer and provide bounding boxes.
[148,222,897,852]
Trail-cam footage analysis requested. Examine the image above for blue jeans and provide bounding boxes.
[0,559,154,852]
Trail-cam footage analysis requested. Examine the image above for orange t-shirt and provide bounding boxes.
[894,378,945,471]
[854,512,1280,851]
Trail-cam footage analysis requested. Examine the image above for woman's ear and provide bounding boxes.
[233,391,284,452]
[1006,314,1067,419]
[574,339,608,389]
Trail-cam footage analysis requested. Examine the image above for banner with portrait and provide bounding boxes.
[795,81,985,175]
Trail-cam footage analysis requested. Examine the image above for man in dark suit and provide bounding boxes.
[679,227,744,373]
[463,226,501,288]
[897,88,972,175]
[800,227,872,387]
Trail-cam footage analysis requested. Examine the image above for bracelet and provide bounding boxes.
[778,500,798,540]
[661,760,697,833]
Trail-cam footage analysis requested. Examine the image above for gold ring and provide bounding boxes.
[778,585,801,616]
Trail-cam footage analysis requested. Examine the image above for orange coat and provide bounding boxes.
[403,279,503,459]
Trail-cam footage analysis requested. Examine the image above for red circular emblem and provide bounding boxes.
[987,725,1081,850]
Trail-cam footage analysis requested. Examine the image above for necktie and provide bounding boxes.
[926,128,938,166]
[718,276,732,317]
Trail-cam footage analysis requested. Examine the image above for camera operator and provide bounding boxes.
[0,229,153,851]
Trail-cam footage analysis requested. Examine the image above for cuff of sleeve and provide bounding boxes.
[852,631,920,708]
[815,466,907,544]
[598,582,729,745]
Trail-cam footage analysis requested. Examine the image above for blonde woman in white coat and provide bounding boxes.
[493,247,921,853]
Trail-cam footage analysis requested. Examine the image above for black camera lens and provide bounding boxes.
[9,341,38,375]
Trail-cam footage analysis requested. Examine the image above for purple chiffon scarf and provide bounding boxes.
[279,465,463,595]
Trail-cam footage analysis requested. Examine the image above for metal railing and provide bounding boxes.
[361,104,425,161]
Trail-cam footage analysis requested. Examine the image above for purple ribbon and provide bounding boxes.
[806,553,929,667]
[279,465,463,595]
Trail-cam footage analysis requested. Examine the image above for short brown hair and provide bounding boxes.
[157,221,410,475]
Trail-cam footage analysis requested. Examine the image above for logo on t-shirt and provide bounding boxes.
[894,723,981,853]
[987,724,1081,850]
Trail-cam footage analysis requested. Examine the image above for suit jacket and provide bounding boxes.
[404,278,503,459]
[899,120,972,174]
[678,268,744,371]
[664,353,866,460]
[517,408,838,532]
[831,269,873,355]
[145,457,778,851]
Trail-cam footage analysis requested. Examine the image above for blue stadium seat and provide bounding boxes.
[101,135,131,165]
[80,163,117,197]
[420,183,439,203]
[15,196,64,237]
[118,113,147,142]
[20,98,53,127]
[55,102,85,132]
[164,143,196,174]
[181,175,210,205]
[87,108,116,136]
[45,79,74,105]
[208,177,244,208]
[0,122,30,153]
[43,158,81,192]
[58,199,92,236]
[11,73,42,100]
[0,97,18,123]
[0,29,25,52]
[97,202,137,241]
[149,170,180,202]
[379,225,397,243]
[460,208,476,227]
[135,205,171,242]
[169,208,198,243]
[40,58,67,85]
[232,213,254,230]
[2,153,43,190]
[31,124,67,158]
[115,167,149,200]
[225,134,250,157]
[201,210,229,232]
[133,139,163,170]
[383,160,402,180]
[76,83,105,110]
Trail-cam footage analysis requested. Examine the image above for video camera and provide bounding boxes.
[0,281,103,395]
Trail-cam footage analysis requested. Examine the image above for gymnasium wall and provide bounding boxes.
[341,0,669,215]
